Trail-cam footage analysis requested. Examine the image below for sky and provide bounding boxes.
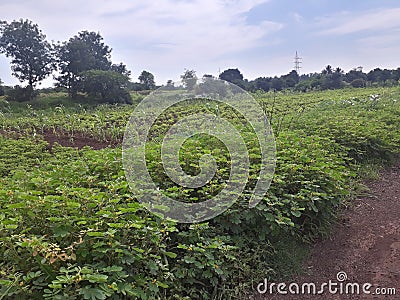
[1,0,400,87]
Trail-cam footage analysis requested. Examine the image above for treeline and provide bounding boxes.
[215,66,400,92]
[0,19,155,103]
[1,19,400,103]
[165,65,400,94]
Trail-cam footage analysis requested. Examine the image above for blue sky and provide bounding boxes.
[1,0,400,86]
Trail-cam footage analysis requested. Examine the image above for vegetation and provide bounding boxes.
[180,69,197,90]
[218,65,400,92]
[0,19,55,100]
[54,30,130,100]
[218,69,245,89]
[1,18,400,103]
[80,70,131,104]
[138,71,156,90]
[0,86,399,299]
[1,16,400,300]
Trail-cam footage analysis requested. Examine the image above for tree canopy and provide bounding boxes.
[138,70,156,90]
[0,19,54,98]
[181,69,197,90]
[80,69,131,103]
[55,31,113,98]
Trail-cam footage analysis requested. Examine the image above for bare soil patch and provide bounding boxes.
[0,129,120,150]
[257,163,400,300]
[40,130,119,150]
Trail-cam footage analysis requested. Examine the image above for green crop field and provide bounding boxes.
[0,87,399,299]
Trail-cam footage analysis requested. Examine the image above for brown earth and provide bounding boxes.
[40,130,119,150]
[0,129,119,150]
[256,163,400,300]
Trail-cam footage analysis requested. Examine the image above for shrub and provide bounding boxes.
[350,78,366,88]
[5,85,38,102]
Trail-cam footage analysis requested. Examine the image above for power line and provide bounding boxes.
[294,51,302,74]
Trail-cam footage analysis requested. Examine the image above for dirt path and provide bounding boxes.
[257,163,400,299]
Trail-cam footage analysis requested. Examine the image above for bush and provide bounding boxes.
[350,78,366,88]
[5,85,38,102]
[80,70,132,104]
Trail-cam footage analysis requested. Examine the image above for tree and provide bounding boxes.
[218,68,244,87]
[80,70,131,103]
[165,79,175,90]
[0,19,54,99]
[55,31,112,98]
[252,77,271,92]
[367,68,382,83]
[282,70,299,88]
[271,77,284,91]
[350,78,366,88]
[322,65,333,75]
[195,76,229,97]
[111,62,131,77]
[345,69,367,83]
[0,78,4,96]
[138,70,156,90]
[321,67,344,90]
[181,69,197,90]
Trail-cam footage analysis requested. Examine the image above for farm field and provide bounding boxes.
[0,87,400,299]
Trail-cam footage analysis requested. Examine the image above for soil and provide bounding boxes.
[257,163,400,300]
[0,129,119,150]
[40,130,119,150]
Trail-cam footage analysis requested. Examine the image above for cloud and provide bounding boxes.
[291,12,303,23]
[318,7,400,35]
[97,0,282,57]
[358,29,400,47]
[0,0,283,83]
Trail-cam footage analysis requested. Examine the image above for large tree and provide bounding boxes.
[55,31,112,97]
[218,68,245,88]
[0,19,54,98]
[138,70,156,90]
[321,67,344,90]
[111,62,131,77]
[282,70,299,88]
[180,69,197,90]
[80,69,131,103]
[219,68,243,83]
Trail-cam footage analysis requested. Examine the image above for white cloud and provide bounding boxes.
[96,0,282,60]
[358,29,400,47]
[318,7,400,35]
[291,12,303,23]
[0,0,283,85]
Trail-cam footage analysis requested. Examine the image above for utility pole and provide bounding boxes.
[294,51,302,74]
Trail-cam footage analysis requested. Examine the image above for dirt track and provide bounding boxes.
[258,163,400,300]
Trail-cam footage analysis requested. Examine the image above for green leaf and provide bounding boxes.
[79,286,107,300]
[163,251,177,258]
[6,203,27,209]
[87,231,105,237]
[84,274,108,283]
[291,210,301,217]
